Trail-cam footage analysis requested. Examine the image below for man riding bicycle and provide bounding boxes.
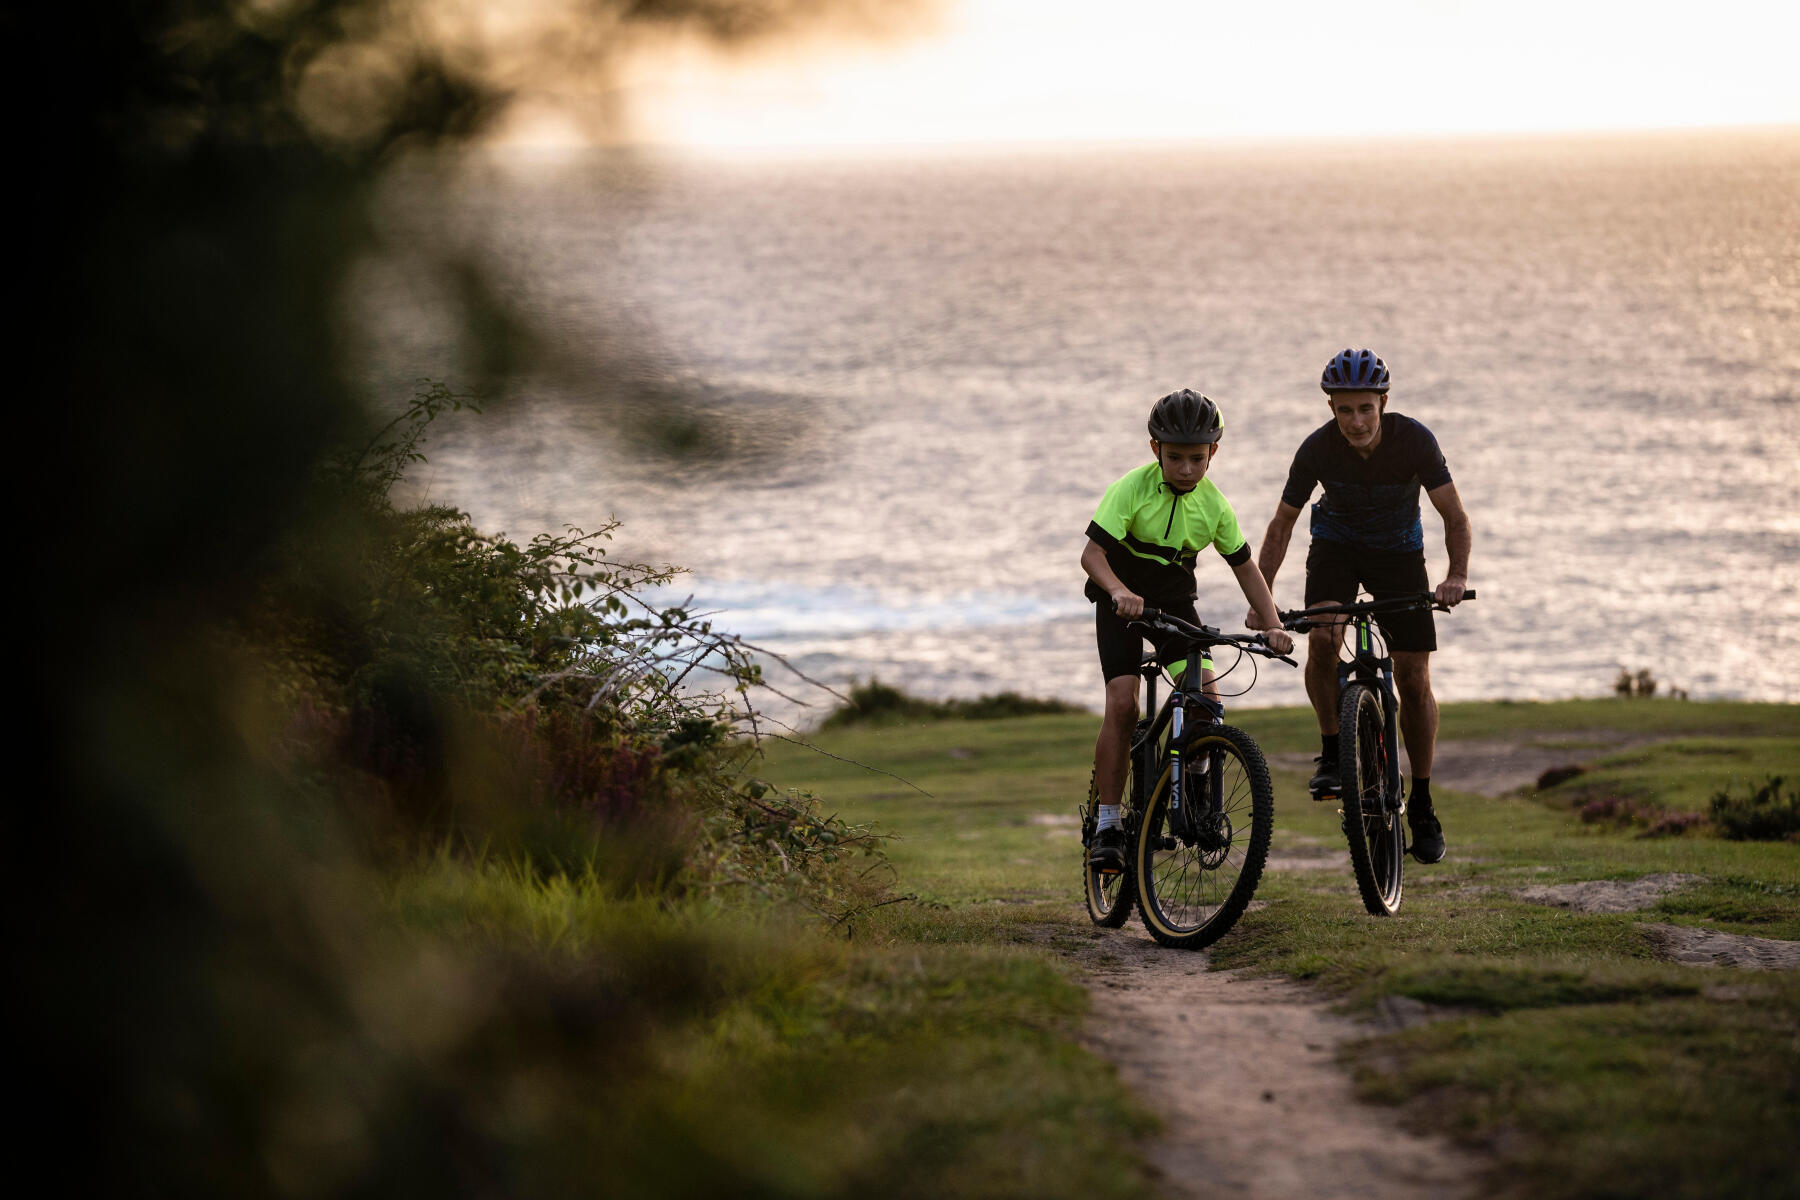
[1248,349,1472,862]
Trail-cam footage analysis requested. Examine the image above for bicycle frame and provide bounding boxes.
[1337,613,1404,815]
[1131,646,1226,840]
[1293,589,1476,814]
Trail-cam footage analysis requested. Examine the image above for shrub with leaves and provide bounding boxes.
[821,677,1082,728]
[1709,775,1800,842]
[249,381,866,904]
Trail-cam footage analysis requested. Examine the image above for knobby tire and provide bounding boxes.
[1133,723,1273,949]
[1084,762,1134,928]
[1339,682,1405,915]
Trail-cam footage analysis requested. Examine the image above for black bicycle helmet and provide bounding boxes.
[1320,348,1390,393]
[1147,389,1224,444]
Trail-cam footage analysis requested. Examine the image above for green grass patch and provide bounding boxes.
[1355,987,1800,1200]
[384,853,1157,1200]
[765,698,1800,1199]
[1532,735,1800,817]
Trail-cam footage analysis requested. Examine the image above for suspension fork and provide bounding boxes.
[1169,677,1226,828]
[1338,616,1403,814]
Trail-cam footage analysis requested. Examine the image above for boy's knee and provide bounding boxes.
[1102,677,1139,720]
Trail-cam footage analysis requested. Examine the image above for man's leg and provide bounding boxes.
[1305,620,1347,733]
[1301,539,1357,796]
[1394,650,1445,862]
[1393,650,1438,778]
[1304,619,1347,796]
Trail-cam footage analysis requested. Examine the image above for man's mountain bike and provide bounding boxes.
[1280,590,1476,916]
[1080,610,1296,949]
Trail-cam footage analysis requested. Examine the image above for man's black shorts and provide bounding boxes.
[1095,598,1209,682]
[1304,539,1436,652]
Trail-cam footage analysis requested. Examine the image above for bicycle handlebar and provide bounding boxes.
[1130,606,1299,668]
[1279,589,1476,632]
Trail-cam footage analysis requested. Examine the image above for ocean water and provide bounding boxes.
[356,128,1800,723]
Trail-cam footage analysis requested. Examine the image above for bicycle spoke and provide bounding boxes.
[1134,727,1274,948]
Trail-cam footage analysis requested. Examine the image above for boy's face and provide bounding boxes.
[1151,440,1217,493]
[1329,391,1387,452]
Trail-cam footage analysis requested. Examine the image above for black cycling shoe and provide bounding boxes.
[1409,807,1447,863]
[1308,757,1341,801]
[1087,827,1126,874]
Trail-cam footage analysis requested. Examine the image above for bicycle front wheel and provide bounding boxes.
[1339,682,1405,915]
[1133,724,1273,949]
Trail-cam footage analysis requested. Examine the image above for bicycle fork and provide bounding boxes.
[1165,700,1225,846]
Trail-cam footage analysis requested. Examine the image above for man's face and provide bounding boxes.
[1330,392,1387,452]
[1152,440,1217,493]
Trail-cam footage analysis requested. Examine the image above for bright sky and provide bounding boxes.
[590,0,1800,151]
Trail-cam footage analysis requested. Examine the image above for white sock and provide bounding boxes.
[1097,804,1122,831]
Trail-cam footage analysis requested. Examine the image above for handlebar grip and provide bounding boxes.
[1464,589,1476,600]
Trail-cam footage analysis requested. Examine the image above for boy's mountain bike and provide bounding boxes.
[1080,610,1296,949]
[1280,590,1476,916]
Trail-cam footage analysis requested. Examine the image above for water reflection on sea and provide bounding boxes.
[357,129,1800,724]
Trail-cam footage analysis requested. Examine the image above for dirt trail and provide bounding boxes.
[1059,924,1482,1200]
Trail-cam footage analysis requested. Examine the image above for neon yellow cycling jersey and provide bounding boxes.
[1084,462,1251,604]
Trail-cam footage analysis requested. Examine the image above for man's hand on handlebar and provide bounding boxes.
[1434,577,1468,607]
[1111,588,1145,619]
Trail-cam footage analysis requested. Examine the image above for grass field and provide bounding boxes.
[763,698,1800,1200]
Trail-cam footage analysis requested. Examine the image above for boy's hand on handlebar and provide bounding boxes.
[1263,629,1293,656]
[1244,606,1270,631]
[1434,577,1467,607]
[1111,588,1145,619]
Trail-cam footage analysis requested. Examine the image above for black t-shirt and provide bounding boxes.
[1280,413,1452,552]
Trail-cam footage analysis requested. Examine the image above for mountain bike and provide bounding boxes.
[1280,590,1475,916]
[1080,609,1296,949]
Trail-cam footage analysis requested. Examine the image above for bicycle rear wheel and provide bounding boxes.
[1133,724,1273,949]
[1339,682,1405,915]
[1083,766,1133,927]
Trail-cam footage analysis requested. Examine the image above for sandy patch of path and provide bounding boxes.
[1051,924,1482,1200]
[1508,874,1800,969]
[1512,873,1702,914]
[1272,730,1664,798]
[1637,924,1800,971]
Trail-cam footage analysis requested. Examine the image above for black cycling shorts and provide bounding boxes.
[1095,597,1209,682]
[1303,539,1436,652]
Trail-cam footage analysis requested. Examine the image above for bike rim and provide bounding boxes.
[1352,694,1403,911]
[1087,862,1127,915]
[1141,746,1258,934]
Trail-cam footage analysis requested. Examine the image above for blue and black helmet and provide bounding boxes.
[1320,348,1390,394]
[1147,389,1224,444]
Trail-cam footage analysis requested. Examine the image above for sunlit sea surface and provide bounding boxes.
[356,129,1800,724]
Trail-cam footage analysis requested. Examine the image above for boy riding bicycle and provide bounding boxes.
[1081,389,1292,874]
[1247,349,1472,862]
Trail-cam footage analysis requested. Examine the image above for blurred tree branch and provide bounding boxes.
[11,1,932,1193]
